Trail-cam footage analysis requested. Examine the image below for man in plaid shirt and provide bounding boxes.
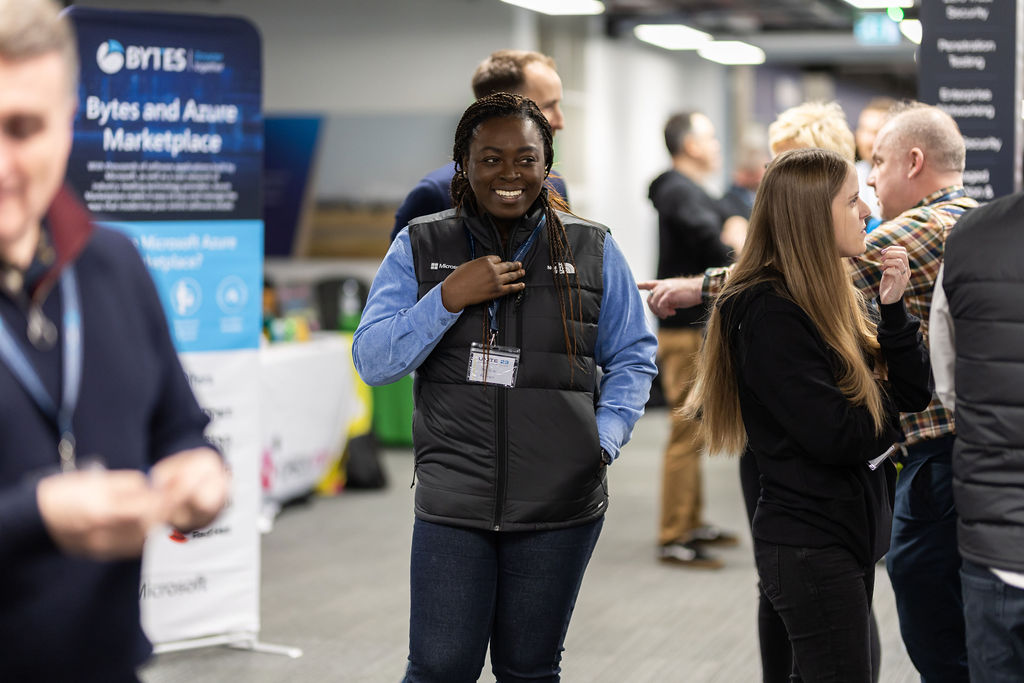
[640,102,975,682]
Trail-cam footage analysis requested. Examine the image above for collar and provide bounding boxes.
[32,186,95,299]
[463,193,547,255]
[0,228,55,299]
[916,185,969,209]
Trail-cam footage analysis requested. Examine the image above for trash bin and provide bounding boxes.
[315,277,369,333]
[371,375,414,446]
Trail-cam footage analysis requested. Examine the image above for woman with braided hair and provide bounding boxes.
[353,93,657,681]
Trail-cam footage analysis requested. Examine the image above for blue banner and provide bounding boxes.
[99,220,262,353]
[264,117,322,257]
[67,7,263,352]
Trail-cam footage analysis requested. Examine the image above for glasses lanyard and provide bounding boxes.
[465,215,545,338]
[0,266,83,471]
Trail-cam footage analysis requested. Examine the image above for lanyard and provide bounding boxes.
[466,214,545,335]
[0,266,82,471]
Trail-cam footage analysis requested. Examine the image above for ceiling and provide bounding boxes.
[601,0,920,67]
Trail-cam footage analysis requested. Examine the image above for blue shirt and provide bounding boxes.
[353,227,657,462]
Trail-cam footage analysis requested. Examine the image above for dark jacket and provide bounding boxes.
[943,191,1024,572]
[407,202,606,531]
[649,169,733,328]
[0,190,212,681]
[723,277,932,565]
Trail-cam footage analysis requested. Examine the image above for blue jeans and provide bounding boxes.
[885,435,968,682]
[961,560,1024,683]
[403,517,603,683]
[755,541,876,683]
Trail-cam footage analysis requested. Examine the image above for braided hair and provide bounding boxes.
[450,92,583,374]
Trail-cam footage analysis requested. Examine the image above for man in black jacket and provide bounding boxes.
[649,111,745,568]
[930,190,1024,682]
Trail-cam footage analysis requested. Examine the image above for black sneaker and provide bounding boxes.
[690,524,740,547]
[658,541,724,569]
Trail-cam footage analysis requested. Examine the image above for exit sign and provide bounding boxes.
[855,12,901,45]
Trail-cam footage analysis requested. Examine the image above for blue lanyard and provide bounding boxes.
[0,266,83,471]
[466,215,545,334]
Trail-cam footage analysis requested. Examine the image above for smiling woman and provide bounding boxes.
[351,92,658,682]
[463,116,545,233]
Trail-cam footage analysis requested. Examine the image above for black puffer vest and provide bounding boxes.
[944,191,1024,571]
[407,202,607,531]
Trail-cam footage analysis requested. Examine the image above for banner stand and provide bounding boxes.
[64,7,298,660]
[152,633,303,659]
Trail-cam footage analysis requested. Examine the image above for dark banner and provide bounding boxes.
[918,0,1022,200]
[67,7,263,353]
[263,116,322,257]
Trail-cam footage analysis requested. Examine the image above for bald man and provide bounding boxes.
[863,103,973,683]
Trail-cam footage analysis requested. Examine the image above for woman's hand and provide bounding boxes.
[441,255,526,313]
[878,245,910,305]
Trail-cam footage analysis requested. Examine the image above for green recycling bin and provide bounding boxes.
[372,374,414,446]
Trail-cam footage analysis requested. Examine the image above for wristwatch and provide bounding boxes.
[600,448,612,466]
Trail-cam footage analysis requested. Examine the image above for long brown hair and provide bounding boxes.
[450,92,582,370]
[691,148,886,455]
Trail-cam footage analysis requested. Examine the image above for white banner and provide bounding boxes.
[141,349,261,644]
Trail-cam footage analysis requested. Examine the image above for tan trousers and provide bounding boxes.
[657,327,706,546]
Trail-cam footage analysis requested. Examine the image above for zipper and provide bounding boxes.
[515,290,525,348]
[491,232,520,531]
[492,383,508,531]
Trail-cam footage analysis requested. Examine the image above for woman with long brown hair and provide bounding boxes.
[691,147,931,682]
[353,93,657,682]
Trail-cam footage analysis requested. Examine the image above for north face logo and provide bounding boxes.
[547,263,576,275]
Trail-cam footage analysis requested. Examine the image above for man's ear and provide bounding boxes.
[906,147,925,180]
[681,133,699,159]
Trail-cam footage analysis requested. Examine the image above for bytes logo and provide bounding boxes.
[96,39,187,75]
[96,39,125,74]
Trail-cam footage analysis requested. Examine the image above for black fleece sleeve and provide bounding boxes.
[876,298,933,413]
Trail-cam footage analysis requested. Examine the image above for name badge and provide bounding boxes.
[467,342,520,387]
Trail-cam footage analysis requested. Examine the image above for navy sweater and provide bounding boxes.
[0,190,212,681]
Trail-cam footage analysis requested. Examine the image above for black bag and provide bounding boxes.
[344,433,388,489]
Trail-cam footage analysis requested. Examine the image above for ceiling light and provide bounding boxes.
[841,0,914,8]
[697,41,766,65]
[634,24,713,51]
[499,0,605,15]
[899,19,922,44]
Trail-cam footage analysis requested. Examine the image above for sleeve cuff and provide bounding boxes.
[0,479,54,555]
[878,298,910,329]
[702,267,729,301]
[422,283,463,332]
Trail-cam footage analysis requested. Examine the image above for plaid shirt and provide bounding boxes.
[702,185,978,445]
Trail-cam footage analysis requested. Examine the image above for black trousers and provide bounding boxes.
[741,452,879,683]
[754,540,875,683]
